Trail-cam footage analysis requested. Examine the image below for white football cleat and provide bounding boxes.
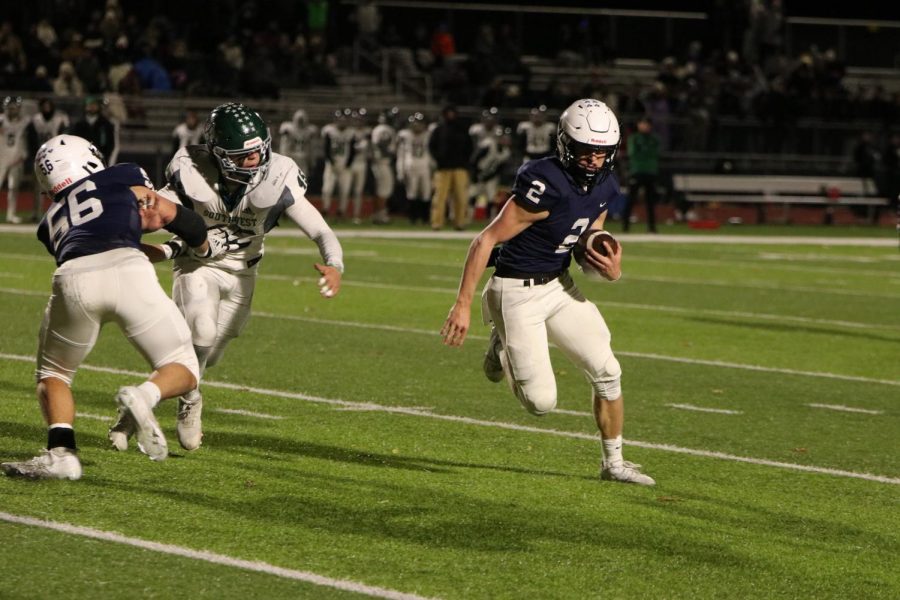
[2,447,82,480]
[108,409,135,451]
[116,386,167,461]
[483,327,505,383]
[177,391,203,451]
[601,460,656,486]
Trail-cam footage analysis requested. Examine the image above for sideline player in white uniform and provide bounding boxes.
[396,112,433,224]
[108,103,345,452]
[0,134,233,480]
[278,108,318,179]
[320,109,355,218]
[370,107,399,224]
[1,96,30,223]
[172,108,204,154]
[471,126,512,219]
[347,108,371,224]
[516,104,556,164]
[468,106,499,146]
[441,99,654,486]
[27,98,70,221]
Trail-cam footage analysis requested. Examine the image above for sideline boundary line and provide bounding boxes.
[0,512,433,600]
[1,353,896,485]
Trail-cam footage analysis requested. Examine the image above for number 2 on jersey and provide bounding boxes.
[556,218,590,254]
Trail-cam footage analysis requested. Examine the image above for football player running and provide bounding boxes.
[108,102,344,453]
[1,134,228,480]
[440,99,654,486]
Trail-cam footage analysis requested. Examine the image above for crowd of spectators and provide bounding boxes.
[368,1,900,157]
[0,0,340,124]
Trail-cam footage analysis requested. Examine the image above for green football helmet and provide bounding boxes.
[204,103,271,184]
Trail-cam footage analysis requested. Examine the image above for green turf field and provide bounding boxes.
[1,225,898,599]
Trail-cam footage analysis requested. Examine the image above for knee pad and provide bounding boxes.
[514,380,557,416]
[591,355,622,401]
[190,313,218,348]
[175,274,218,347]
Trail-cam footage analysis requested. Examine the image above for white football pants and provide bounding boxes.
[172,264,255,374]
[482,271,621,415]
[36,248,199,385]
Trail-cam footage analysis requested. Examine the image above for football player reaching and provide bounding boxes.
[108,103,344,453]
[440,99,654,486]
[2,134,222,480]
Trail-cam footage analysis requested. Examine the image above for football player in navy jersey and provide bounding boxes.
[1,134,234,480]
[441,99,654,486]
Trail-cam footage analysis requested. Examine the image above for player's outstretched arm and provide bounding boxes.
[283,195,345,299]
[441,197,546,347]
[132,186,210,260]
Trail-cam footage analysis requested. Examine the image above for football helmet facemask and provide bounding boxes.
[556,98,620,189]
[34,134,106,197]
[205,103,272,185]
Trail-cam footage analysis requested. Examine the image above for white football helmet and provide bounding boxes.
[556,98,620,188]
[34,134,106,197]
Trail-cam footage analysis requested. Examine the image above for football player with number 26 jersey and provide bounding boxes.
[441,99,655,486]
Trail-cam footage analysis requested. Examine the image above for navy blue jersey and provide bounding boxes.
[496,157,620,273]
[37,163,150,266]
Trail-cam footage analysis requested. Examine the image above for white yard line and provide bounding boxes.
[666,403,743,415]
[0,286,45,297]
[248,312,900,387]
[624,274,900,300]
[210,408,285,420]
[552,408,592,417]
[0,285,895,382]
[277,228,897,247]
[75,412,113,422]
[0,352,896,484]
[0,512,434,600]
[253,277,900,332]
[807,403,884,415]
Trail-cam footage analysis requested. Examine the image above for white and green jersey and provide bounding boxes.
[163,145,344,274]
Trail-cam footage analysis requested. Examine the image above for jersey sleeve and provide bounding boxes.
[105,163,155,189]
[510,160,559,213]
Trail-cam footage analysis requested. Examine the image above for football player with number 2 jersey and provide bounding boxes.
[441,99,654,486]
[107,103,345,453]
[1,134,228,480]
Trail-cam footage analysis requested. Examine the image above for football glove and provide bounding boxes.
[191,225,253,259]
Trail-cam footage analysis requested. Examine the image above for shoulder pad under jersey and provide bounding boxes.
[101,163,155,189]
[166,145,220,205]
[246,152,303,209]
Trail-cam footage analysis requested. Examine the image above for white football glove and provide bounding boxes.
[192,225,252,259]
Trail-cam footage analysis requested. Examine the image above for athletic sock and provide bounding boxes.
[602,435,623,466]
[48,423,76,451]
[137,381,162,408]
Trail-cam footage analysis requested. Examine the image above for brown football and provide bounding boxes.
[574,230,619,261]
[573,230,618,278]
